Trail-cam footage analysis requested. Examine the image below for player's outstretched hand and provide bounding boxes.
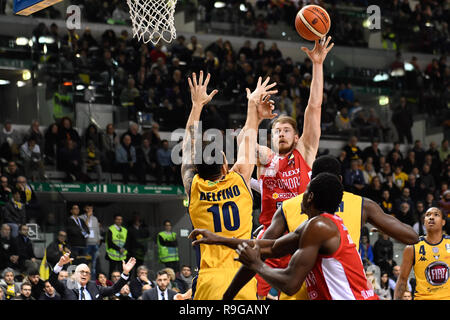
[189,229,221,246]
[234,242,261,271]
[301,35,334,65]
[246,76,278,121]
[188,70,219,107]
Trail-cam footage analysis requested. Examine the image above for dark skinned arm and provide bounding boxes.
[236,216,338,296]
[222,207,289,299]
[362,197,419,244]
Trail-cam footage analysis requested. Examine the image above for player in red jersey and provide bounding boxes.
[191,173,378,300]
[248,36,334,299]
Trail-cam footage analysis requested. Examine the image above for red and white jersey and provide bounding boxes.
[259,149,311,227]
[305,213,379,300]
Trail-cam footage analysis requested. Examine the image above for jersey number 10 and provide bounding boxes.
[207,201,240,232]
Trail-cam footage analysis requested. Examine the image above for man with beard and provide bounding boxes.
[247,36,334,299]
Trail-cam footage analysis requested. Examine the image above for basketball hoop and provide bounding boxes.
[127,0,177,45]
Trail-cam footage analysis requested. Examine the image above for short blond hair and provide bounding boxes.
[271,115,299,134]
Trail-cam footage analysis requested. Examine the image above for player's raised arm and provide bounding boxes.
[363,198,419,244]
[232,77,278,185]
[296,36,334,167]
[181,71,218,195]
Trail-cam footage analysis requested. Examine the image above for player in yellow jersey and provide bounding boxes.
[180,71,277,300]
[191,155,419,300]
[394,207,450,300]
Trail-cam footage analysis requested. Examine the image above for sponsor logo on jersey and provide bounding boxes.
[419,256,428,262]
[272,193,279,200]
[446,243,450,253]
[425,261,449,286]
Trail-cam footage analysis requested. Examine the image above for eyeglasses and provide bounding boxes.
[79,271,91,275]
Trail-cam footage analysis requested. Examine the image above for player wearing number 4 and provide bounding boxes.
[181,71,277,300]
[394,207,450,300]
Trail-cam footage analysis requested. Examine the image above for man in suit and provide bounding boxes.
[66,204,90,258]
[49,252,136,300]
[141,269,177,300]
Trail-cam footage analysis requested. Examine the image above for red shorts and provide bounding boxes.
[255,226,291,297]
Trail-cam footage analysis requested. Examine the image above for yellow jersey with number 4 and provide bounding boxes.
[279,191,363,300]
[188,171,256,300]
[413,235,450,300]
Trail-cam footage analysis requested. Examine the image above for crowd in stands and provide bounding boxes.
[0,118,181,186]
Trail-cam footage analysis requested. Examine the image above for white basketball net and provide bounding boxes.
[127,0,177,45]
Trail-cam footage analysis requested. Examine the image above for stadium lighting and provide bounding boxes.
[38,36,55,44]
[373,73,389,82]
[404,62,414,71]
[379,96,389,106]
[390,68,405,77]
[362,18,370,29]
[0,80,10,85]
[76,84,85,91]
[239,4,247,12]
[214,2,226,8]
[15,37,29,46]
[22,70,31,81]
[17,81,26,87]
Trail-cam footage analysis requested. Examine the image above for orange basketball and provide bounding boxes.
[295,5,331,41]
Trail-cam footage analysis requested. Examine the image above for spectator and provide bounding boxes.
[3,161,23,186]
[137,138,157,179]
[25,269,45,300]
[57,117,81,155]
[115,134,145,185]
[411,140,426,169]
[127,214,150,274]
[79,204,101,279]
[438,190,450,217]
[423,192,438,210]
[362,138,382,171]
[335,107,355,136]
[101,123,119,172]
[95,272,113,287]
[11,282,34,300]
[0,268,20,299]
[392,165,409,190]
[405,174,422,203]
[380,190,394,215]
[382,175,402,200]
[187,35,204,58]
[421,163,436,193]
[402,150,417,174]
[3,189,26,238]
[389,265,411,296]
[0,120,21,162]
[402,291,413,300]
[110,270,122,284]
[59,140,83,182]
[117,283,134,300]
[157,220,179,272]
[338,82,355,107]
[16,176,41,224]
[343,159,366,195]
[39,280,61,300]
[362,162,377,186]
[66,204,89,259]
[364,175,383,203]
[81,140,103,183]
[105,214,129,277]
[156,140,175,185]
[162,267,180,293]
[45,230,71,268]
[392,97,413,144]
[15,224,39,274]
[175,265,193,294]
[359,235,374,268]
[129,265,154,299]
[376,273,392,300]
[120,78,140,121]
[365,269,380,294]
[413,210,426,237]
[0,224,19,271]
[82,124,103,151]
[343,136,363,162]
[141,269,177,300]
[373,232,395,276]
[24,120,44,153]
[43,123,59,165]
[20,137,45,181]
[394,202,416,227]
[0,175,11,207]
[438,139,449,162]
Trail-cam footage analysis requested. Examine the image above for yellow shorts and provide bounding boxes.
[279,283,309,300]
[193,268,257,300]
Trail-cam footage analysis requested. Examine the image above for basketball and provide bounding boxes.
[295,5,331,41]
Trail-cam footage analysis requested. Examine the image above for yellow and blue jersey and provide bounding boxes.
[188,170,257,300]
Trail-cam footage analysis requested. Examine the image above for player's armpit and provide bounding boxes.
[262,206,289,240]
[394,245,414,300]
[181,164,196,195]
[363,198,419,245]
